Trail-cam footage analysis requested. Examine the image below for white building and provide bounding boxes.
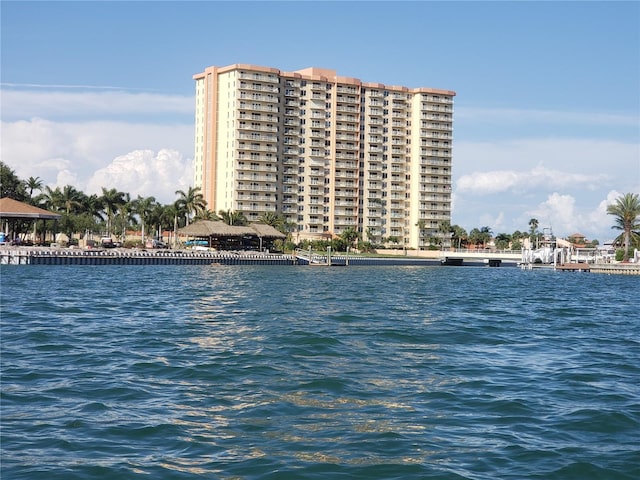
[193,64,455,248]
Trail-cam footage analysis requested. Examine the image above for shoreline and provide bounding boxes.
[1,246,638,274]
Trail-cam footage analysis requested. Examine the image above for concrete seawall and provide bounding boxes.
[0,248,297,266]
[588,263,640,275]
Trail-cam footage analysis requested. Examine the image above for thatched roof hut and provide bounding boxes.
[178,220,284,239]
[177,220,285,250]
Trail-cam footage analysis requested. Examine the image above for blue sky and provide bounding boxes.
[2,0,639,242]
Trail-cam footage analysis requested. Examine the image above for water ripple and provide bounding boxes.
[1,265,639,479]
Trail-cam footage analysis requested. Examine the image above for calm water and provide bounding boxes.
[1,264,639,480]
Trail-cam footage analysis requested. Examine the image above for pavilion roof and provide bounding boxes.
[0,197,62,220]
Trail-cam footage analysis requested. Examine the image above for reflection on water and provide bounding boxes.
[1,265,639,479]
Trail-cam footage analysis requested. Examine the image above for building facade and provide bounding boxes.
[193,64,455,249]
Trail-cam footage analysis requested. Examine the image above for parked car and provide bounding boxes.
[146,239,168,249]
[100,237,116,248]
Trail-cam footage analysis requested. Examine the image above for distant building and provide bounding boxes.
[567,233,588,247]
[193,64,455,248]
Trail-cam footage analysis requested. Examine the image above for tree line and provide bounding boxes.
[2,162,638,258]
[1,162,257,245]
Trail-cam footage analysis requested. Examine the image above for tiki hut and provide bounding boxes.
[177,220,285,251]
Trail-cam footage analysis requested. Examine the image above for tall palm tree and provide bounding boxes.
[175,186,207,226]
[114,193,137,242]
[24,176,43,201]
[60,185,83,215]
[83,194,105,225]
[339,226,360,250]
[100,187,126,235]
[607,192,640,262]
[438,219,452,247]
[132,195,157,244]
[37,186,64,212]
[528,218,539,247]
[451,224,467,249]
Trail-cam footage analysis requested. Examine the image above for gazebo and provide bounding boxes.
[177,220,285,251]
[0,197,61,244]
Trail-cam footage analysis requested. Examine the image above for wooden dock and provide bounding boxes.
[556,263,591,272]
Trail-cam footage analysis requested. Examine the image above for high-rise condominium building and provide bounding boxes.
[193,64,455,249]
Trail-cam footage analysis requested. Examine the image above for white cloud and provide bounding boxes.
[455,138,638,176]
[1,118,193,189]
[457,165,608,195]
[456,106,639,128]
[1,89,193,119]
[521,190,634,242]
[85,149,193,204]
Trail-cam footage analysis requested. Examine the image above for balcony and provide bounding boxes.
[238,133,277,142]
[237,163,277,173]
[335,161,357,169]
[237,173,277,182]
[236,194,276,202]
[337,85,358,94]
[336,96,359,104]
[235,183,277,192]
[334,181,357,188]
[239,72,279,83]
[238,82,279,93]
[334,190,357,198]
[237,144,278,153]
[336,105,358,113]
[336,133,357,141]
[239,92,279,103]
[238,103,279,113]
[420,158,450,167]
[335,143,357,151]
[237,122,278,132]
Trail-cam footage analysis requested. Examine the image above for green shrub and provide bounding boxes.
[615,248,633,261]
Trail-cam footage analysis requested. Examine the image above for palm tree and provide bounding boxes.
[24,176,43,201]
[37,186,64,212]
[194,209,219,221]
[339,226,360,251]
[494,233,512,250]
[100,187,126,235]
[528,218,539,247]
[438,220,452,247]
[451,224,467,249]
[83,194,105,225]
[60,185,83,215]
[258,212,288,232]
[114,193,137,242]
[219,209,247,226]
[175,186,207,226]
[469,226,492,248]
[607,192,640,262]
[132,195,157,244]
